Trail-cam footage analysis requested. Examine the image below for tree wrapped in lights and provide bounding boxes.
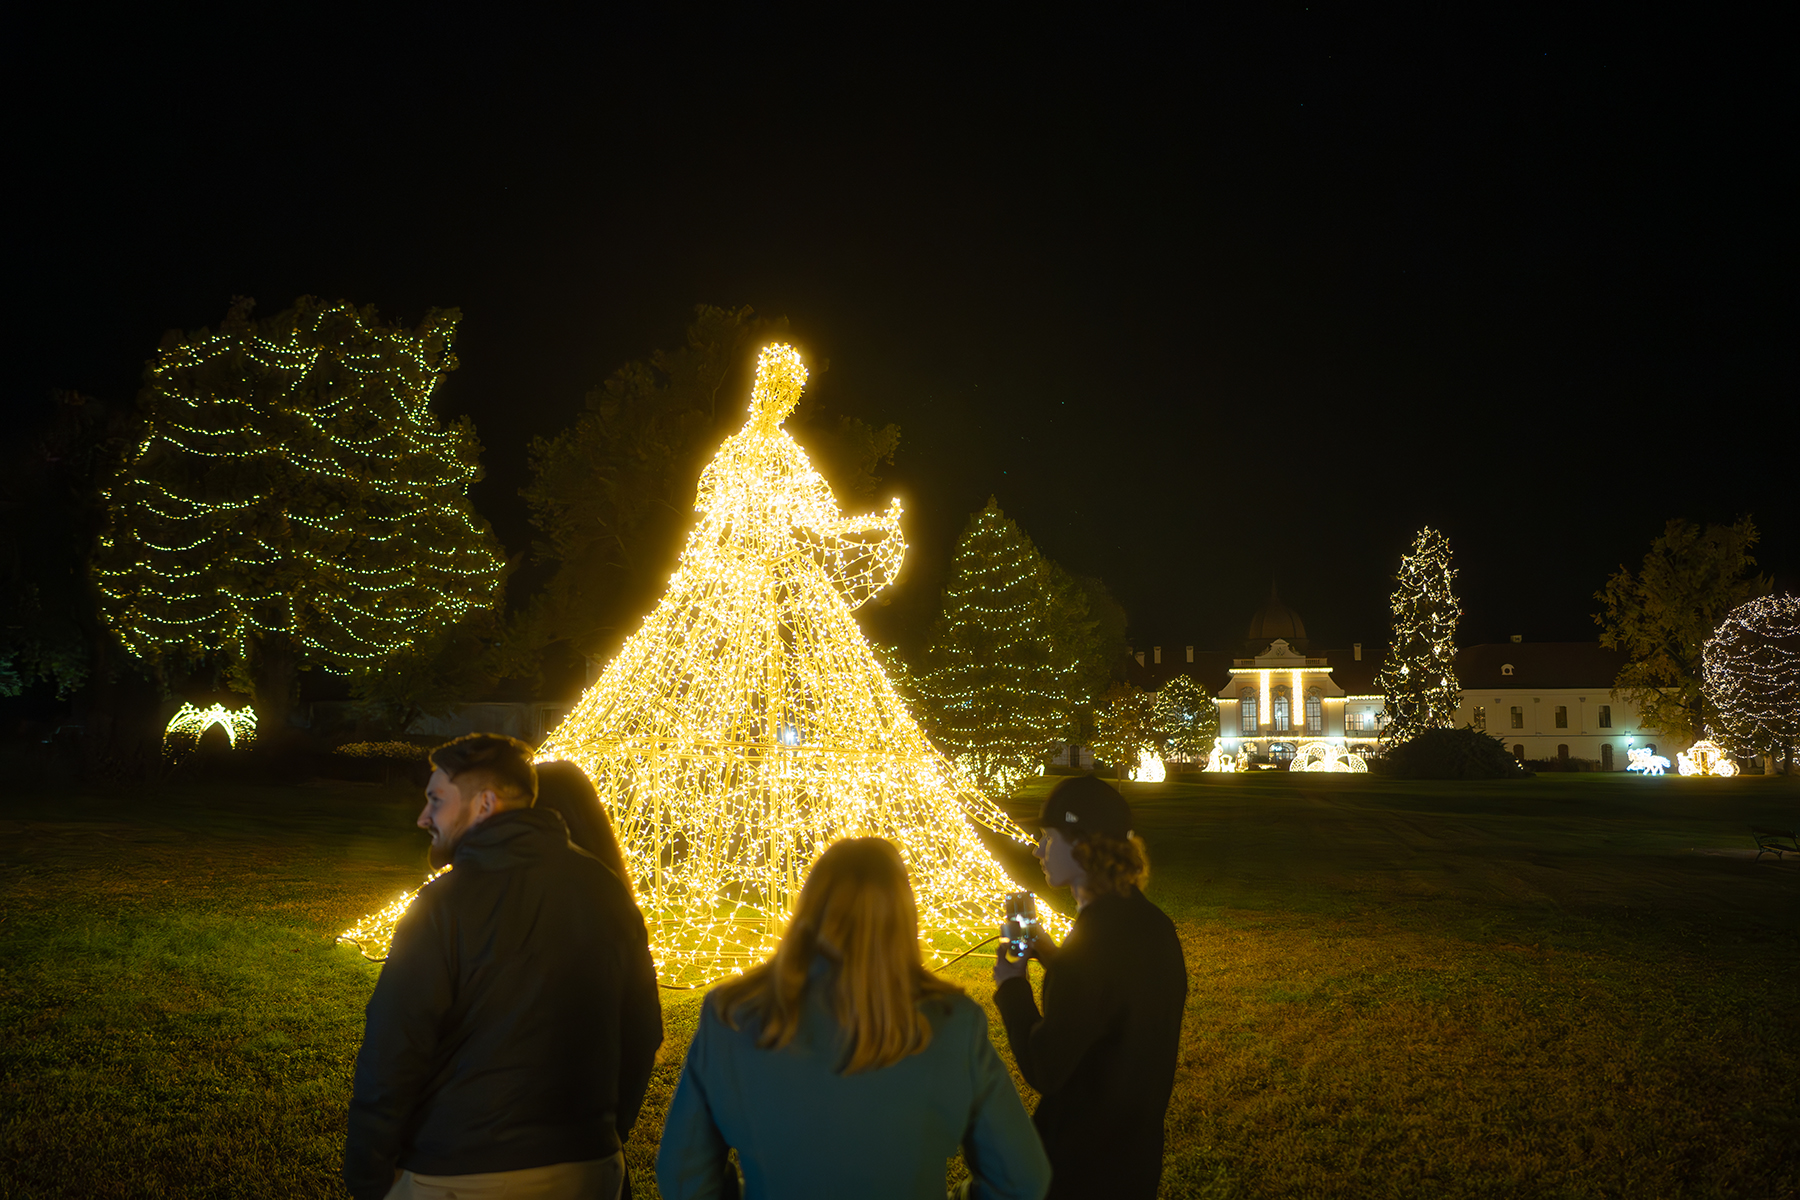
[1702,593,1800,775]
[920,499,1081,796]
[94,298,506,735]
[1091,681,1159,782]
[1376,527,1462,746]
[1154,673,1219,765]
[527,346,1059,986]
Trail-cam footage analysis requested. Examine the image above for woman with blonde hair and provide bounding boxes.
[656,837,1050,1200]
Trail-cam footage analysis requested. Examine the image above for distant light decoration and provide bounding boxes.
[1627,747,1671,775]
[337,868,451,960]
[163,702,257,756]
[1130,751,1166,783]
[1375,527,1462,746]
[1676,739,1739,777]
[1702,594,1800,770]
[1204,742,1230,772]
[343,345,1064,985]
[1290,739,1368,773]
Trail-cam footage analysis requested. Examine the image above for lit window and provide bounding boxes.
[1240,688,1257,734]
[1473,705,1486,731]
[1306,690,1322,733]
[1555,706,1568,728]
[1272,688,1290,732]
[1510,706,1524,729]
[1597,705,1611,728]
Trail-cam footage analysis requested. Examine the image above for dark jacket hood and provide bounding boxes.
[454,807,571,872]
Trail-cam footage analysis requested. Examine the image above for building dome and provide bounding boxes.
[1246,584,1308,651]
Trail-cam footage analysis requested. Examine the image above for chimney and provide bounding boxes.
[1353,642,1362,661]
[1511,634,1523,643]
[1153,646,1162,664]
[1185,645,1194,663]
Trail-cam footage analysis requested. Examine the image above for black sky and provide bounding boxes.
[8,5,1792,661]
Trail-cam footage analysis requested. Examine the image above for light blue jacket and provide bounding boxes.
[656,959,1050,1200]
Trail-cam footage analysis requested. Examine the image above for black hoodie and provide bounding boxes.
[344,807,662,1200]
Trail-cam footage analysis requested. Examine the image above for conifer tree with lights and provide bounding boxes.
[1375,527,1463,747]
[919,499,1082,796]
[94,297,506,736]
[1154,672,1220,763]
[1092,681,1160,781]
[1702,593,1800,775]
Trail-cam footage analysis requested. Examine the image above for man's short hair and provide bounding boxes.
[430,734,538,809]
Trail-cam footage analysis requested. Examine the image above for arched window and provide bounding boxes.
[1502,664,1514,676]
[1601,744,1614,770]
[1272,686,1290,732]
[1239,688,1257,734]
[1306,689,1323,733]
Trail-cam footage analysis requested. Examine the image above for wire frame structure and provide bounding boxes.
[532,345,1057,985]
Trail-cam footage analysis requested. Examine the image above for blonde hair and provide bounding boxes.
[1071,831,1151,897]
[710,838,962,1074]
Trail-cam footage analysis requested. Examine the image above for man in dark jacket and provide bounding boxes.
[993,774,1187,1200]
[344,733,663,1200]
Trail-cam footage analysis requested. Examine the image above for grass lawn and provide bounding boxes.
[2,771,1796,1198]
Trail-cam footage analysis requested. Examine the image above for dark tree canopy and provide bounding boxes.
[1595,516,1769,746]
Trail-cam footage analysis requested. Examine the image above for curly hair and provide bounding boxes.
[1071,830,1151,897]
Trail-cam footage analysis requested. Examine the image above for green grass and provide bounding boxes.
[2,773,1796,1197]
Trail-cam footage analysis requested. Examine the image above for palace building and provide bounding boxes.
[1109,587,1682,771]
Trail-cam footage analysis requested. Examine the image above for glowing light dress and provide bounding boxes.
[521,345,1050,983]
[341,347,1055,980]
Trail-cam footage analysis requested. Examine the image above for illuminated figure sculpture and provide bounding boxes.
[524,345,1053,985]
[1676,739,1739,777]
[1626,747,1671,775]
[1289,739,1369,773]
[1130,751,1167,783]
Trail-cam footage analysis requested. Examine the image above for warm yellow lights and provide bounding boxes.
[514,344,1063,986]
[1676,740,1739,777]
[1130,751,1166,783]
[1260,670,1270,729]
[1290,739,1368,773]
[337,868,451,959]
[163,701,257,754]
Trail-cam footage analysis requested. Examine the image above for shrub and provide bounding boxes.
[1387,727,1531,780]
[333,740,428,761]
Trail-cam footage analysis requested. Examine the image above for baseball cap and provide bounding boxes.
[1029,774,1134,840]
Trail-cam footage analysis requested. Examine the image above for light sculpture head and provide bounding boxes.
[749,343,809,433]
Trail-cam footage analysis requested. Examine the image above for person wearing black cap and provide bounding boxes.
[993,774,1187,1199]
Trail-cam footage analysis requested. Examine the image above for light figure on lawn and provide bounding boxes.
[1626,747,1671,775]
[163,702,257,756]
[1130,751,1166,782]
[1290,739,1369,773]
[1676,739,1739,777]
[342,345,1062,979]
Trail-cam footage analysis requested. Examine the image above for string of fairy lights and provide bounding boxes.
[1702,594,1799,769]
[333,345,1065,984]
[162,701,258,756]
[94,300,504,672]
[922,500,1081,797]
[1375,527,1462,745]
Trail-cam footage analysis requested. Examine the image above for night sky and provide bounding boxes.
[10,7,1792,663]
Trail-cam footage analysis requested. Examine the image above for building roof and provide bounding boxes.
[1320,651,1382,696]
[1246,584,1308,651]
[1454,642,1627,691]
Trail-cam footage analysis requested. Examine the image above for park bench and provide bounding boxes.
[1751,826,1798,861]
